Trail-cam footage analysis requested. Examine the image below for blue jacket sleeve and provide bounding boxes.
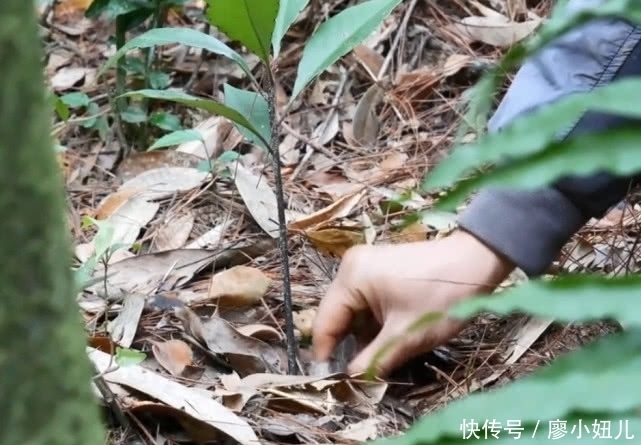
[457,3,641,276]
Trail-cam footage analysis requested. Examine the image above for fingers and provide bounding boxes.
[347,321,423,377]
[312,279,357,362]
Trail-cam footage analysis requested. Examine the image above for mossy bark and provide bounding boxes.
[0,2,105,445]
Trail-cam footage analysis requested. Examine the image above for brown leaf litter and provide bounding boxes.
[49,0,631,443]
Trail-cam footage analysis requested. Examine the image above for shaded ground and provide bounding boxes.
[42,0,639,443]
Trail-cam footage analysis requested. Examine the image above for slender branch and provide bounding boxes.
[265,72,299,375]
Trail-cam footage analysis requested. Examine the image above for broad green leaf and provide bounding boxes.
[59,92,91,108]
[115,347,147,366]
[450,274,641,327]
[423,78,641,195]
[85,0,150,19]
[223,84,270,150]
[99,28,254,81]
[372,329,641,445]
[272,0,310,57]
[148,129,203,151]
[119,89,270,148]
[291,0,401,100]
[206,0,279,64]
[119,106,148,124]
[149,111,182,131]
[434,125,641,210]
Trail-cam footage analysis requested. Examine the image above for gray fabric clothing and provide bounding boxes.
[458,0,641,276]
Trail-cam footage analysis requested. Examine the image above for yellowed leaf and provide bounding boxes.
[389,222,428,244]
[237,324,282,342]
[305,227,365,258]
[293,309,316,338]
[288,191,365,233]
[95,189,141,219]
[151,339,194,377]
[352,45,384,77]
[208,266,271,307]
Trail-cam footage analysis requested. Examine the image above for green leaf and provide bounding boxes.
[291,0,401,100]
[372,329,641,445]
[217,151,240,164]
[120,106,148,124]
[59,92,91,108]
[85,0,141,19]
[115,347,147,367]
[450,274,641,328]
[120,89,270,148]
[148,129,203,151]
[272,0,310,57]
[223,84,270,150]
[206,0,279,64]
[434,125,641,210]
[54,98,70,121]
[149,111,182,131]
[99,27,254,81]
[423,77,641,195]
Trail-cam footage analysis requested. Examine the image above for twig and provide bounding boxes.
[289,70,349,181]
[266,73,300,375]
[377,0,419,80]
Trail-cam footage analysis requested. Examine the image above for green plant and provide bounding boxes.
[368,1,641,444]
[99,0,402,374]
[83,0,190,148]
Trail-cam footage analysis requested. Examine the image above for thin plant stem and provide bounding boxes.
[265,73,299,375]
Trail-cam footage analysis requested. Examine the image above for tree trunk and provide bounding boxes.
[0,2,104,444]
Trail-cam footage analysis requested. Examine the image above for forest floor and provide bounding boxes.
[44,0,636,443]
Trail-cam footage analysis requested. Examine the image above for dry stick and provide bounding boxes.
[377,0,419,80]
[265,73,300,375]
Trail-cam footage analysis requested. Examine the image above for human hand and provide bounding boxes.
[312,229,515,377]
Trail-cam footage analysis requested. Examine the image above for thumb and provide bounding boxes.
[347,321,423,377]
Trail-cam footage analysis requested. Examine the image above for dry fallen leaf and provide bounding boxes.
[352,44,385,78]
[175,307,285,376]
[151,339,194,377]
[288,191,365,233]
[153,212,195,251]
[237,324,283,342]
[454,15,541,48]
[305,226,365,258]
[293,309,316,338]
[88,348,259,445]
[208,265,272,308]
[232,163,281,238]
[352,83,384,146]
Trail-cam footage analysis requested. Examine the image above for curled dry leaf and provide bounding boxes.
[151,339,194,377]
[288,191,365,233]
[208,266,272,308]
[305,226,365,258]
[293,309,316,338]
[352,83,384,147]
[236,324,283,342]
